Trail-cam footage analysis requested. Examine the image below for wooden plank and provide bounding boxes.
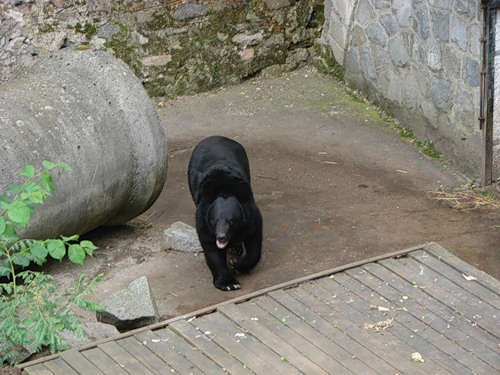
[258,293,423,374]
[117,336,176,374]
[219,302,330,375]
[239,296,353,374]
[133,330,203,375]
[59,350,104,375]
[270,288,398,374]
[380,256,499,335]
[153,327,224,373]
[253,294,371,374]
[337,268,492,375]
[81,348,129,375]
[192,310,289,375]
[22,364,54,375]
[425,242,500,293]
[98,341,155,375]
[43,359,79,375]
[301,280,431,375]
[170,319,254,374]
[357,263,500,372]
[367,259,500,353]
[410,249,500,310]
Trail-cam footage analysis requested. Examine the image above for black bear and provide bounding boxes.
[188,135,263,291]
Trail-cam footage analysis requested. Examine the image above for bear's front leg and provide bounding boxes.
[203,246,241,291]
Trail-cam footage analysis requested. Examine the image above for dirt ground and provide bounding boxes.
[45,67,499,325]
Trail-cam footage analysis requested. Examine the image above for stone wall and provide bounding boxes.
[0,0,322,97]
[321,0,483,178]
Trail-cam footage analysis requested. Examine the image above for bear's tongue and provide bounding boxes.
[216,240,228,249]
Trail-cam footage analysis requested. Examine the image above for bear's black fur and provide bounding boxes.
[188,135,263,291]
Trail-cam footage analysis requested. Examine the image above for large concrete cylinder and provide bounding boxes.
[0,49,168,239]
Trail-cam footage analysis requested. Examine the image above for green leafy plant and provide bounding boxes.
[0,161,103,365]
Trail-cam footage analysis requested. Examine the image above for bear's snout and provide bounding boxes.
[215,224,230,249]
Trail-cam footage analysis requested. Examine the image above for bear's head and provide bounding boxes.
[207,196,245,249]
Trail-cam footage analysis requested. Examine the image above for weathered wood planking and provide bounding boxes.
[18,243,500,375]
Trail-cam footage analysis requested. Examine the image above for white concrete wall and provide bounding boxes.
[494,9,500,181]
[322,0,483,179]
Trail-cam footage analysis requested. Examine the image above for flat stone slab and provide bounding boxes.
[60,322,120,349]
[96,276,159,331]
[164,221,202,253]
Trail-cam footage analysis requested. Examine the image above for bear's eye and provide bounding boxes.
[228,219,234,227]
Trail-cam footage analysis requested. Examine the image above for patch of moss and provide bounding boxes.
[73,22,98,41]
[39,24,55,33]
[339,84,443,160]
[75,44,91,51]
[145,11,173,31]
[143,5,248,97]
[393,124,442,159]
[104,24,142,78]
[312,42,345,82]
[309,1,325,29]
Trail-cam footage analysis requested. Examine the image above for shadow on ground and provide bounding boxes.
[49,67,500,322]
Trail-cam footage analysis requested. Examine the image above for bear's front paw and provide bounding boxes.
[214,276,241,291]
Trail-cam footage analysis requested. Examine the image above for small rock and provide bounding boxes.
[97,24,121,39]
[232,32,263,46]
[173,3,208,21]
[141,54,172,67]
[96,276,159,331]
[264,0,291,10]
[30,31,67,52]
[164,221,202,253]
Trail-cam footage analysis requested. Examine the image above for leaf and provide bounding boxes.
[28,191,46,204]
[6,200,32,227]
[47,239,66,260]
[2,223,19,244]
[68,244,85,265]
[72,297,103,312]
[410,352,425,363]
[40,172,55,194]
[42,160,56,170]
[0,216,5,236]
[0,259,13,278]
[61,234,79,242]
[20,165,35,178]
[58,162,72,171]
[30,242,49,264]
[7,185,21,195]
[22,181,40,193]
[23,316,35,328]
[462,273,477,281]
[80,240,98,255]
[0,193,10,204]
[11,253,31,267]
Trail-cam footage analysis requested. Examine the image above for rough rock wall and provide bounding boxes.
[322,0,482,178]
[0,0,323,97]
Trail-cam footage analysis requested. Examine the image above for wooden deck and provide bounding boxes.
[17,242,500,374]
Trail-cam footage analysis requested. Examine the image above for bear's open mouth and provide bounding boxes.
[216,239,228,249]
